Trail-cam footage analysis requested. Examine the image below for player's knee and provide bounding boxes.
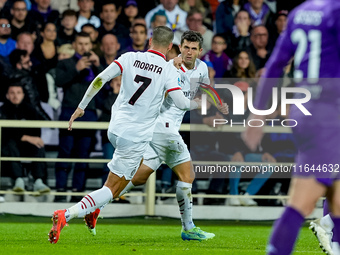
[178,173,195,184]
[289,200,314,217]
[132,177,147,186]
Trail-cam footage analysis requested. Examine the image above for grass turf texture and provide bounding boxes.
[0,214,323,255]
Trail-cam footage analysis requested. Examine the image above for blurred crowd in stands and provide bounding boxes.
[0,0,304,204]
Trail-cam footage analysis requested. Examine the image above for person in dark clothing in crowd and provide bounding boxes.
[56,9,78,46]
[97,0,130,50]
[9,48,51,120]
[0,81,50,194]
[54,32,103,202]
[29,0,60,31]
[247,25,271,71]
[10,0,37,40]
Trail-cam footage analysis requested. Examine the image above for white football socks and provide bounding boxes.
[176,181,195,231]
[118,181,135,197]
[65,186,113,222]
[320,214,334,233]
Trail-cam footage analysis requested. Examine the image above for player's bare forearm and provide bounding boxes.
[68,107,84,131]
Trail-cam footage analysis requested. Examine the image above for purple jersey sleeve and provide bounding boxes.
[254,14,295,110]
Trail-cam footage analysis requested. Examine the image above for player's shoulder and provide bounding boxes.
[195,58,209,72]
[289,0,340,20]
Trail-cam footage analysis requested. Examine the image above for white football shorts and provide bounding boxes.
[143,132,191,171]
[107,131,148,180]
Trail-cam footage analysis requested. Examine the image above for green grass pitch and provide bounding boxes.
[0,214,324,255]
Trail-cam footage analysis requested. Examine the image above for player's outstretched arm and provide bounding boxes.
[168,89,201,110]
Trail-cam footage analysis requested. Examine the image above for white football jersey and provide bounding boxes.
[154,58,210,134]
[109,50,182,142]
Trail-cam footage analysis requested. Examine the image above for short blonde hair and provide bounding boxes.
[57,44,75,56]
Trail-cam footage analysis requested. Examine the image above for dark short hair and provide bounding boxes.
[7,77,24,92]
[81,23,97,31]
[62,9,78,19]
[40,22,56,32]
[235,10,250,20]
[101,0,119,12]
[74,31,91,41]
[152,26,173,47]
[212,33,226,43]
[12,0,27,8]
[131,23,147,34]
[9,49,28,68]
[186,8,203,20]
[181,30,203,49]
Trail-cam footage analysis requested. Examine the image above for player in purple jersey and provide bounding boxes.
[243,0,340,254]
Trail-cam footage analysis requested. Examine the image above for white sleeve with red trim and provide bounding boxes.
[78,61,122,110]
[168,90,198,110]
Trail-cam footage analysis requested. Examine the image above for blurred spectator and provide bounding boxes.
[118,0,138,29]
[166,43,180,61]
[56,9,78,46]
[54,32,103,202]
[32,22,58,72]
[97,0,130,50]
[148,9,168,38]
[215,0,247,34]
[99,33,120,67]
[124,23,148,53]
[131,16,146,27]
[81,23,101,56]
[75,0,100,32]
[0,81,50,193]
[184,9,213,55]
[243,0,275,30]
[215,81,273,206]
[225,10,252,59]
[0,17,16,58]
[50,0,79,13]
[15,31,41,66]
[269,10,288,49]
[0,0,10,17]
[96,75,121,184]
[201,34,232,78]
[46,44,75,112]
[10,0,37,40]
[248,25,271,70]
[224,51,256,79]
[178,0,213,28]
[145,0,187,32]
[9,49,51,120]
[29,0,60,30]
[0,54,13,99]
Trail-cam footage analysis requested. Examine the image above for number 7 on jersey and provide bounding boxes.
[129,75,152,105]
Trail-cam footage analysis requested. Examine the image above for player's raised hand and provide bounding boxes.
[217,103,229,115]
[68,107,85,131]
[173,56,183,69]
[242,114,264,151]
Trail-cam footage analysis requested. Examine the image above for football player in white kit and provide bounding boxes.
[48,26,202,244]
[84,31,229,241]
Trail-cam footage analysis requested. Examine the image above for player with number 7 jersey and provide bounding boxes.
[48,26,201,244]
